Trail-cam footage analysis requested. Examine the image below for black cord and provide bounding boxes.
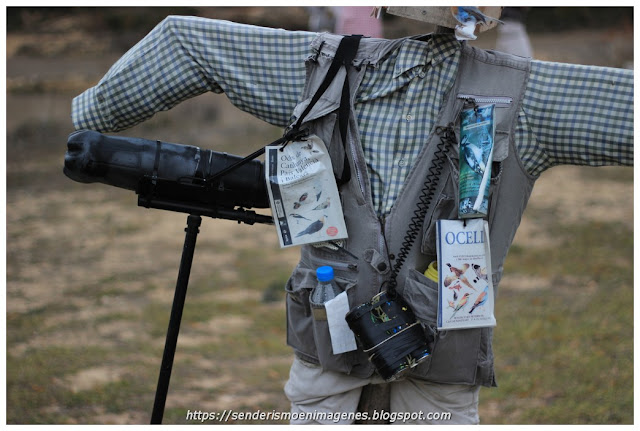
[387,123,457,297]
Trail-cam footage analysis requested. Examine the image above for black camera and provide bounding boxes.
[64,130,272,224]
[346,291,431,381]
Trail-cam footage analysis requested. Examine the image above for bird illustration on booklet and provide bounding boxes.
[449,292,471,318]
[296,216,325,238]
[436,219,496,330]
[444,263,477,291]
[312,197,331,211]
[265,135,348,248]
[469,285,489,314]
[290,213,311,222]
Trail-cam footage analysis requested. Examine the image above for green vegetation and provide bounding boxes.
[480,220,633,424]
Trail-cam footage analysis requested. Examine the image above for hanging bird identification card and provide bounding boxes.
[458,104,495,219]
[265,134,348,248]
[436,219,496,330]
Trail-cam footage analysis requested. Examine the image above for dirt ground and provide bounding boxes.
[5,7,634,425]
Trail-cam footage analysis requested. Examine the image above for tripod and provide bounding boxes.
[142,195,273,424]
[150,214,201,424]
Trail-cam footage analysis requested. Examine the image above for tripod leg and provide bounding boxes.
[151,214,202,424]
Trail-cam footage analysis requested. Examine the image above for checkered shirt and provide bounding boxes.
[72,16,634,216]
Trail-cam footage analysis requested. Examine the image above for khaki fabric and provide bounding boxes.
[284,356,481,425]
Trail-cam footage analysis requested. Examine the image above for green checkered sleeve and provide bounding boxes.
[71,16,315,132]
[519,60,634,176]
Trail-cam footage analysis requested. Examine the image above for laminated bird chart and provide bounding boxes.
[458,104,495,219]
[266,134,348,248]
[436,219,496,330]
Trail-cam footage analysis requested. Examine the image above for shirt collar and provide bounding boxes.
[393,33,461,78]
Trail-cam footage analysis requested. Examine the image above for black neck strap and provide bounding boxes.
[291,34,363,186]
[208,35,363,186]
[293,34,362,130]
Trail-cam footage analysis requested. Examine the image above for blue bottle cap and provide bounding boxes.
[316,266,334,282]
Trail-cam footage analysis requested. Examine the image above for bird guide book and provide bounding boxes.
[436,219,496,330]
[265,134,348,248]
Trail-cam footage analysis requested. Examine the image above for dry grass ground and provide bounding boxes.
[6,7,634,425]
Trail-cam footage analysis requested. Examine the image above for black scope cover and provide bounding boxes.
[64,130,270,209]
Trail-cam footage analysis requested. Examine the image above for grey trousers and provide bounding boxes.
[284,356,480,425]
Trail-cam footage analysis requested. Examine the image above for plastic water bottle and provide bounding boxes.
[310,266,341,320]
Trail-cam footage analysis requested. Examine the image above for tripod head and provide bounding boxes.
[64,130,273,224]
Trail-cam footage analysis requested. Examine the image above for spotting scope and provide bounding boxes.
[64,130,273,224]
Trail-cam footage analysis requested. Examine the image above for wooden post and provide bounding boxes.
[355,383,391,424]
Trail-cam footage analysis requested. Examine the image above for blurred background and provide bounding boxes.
[6,6,634,425]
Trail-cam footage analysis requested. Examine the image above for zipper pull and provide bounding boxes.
[464,97,479,112]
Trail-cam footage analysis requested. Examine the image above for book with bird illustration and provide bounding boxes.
[436,219,496,330]
[265,134,348,248]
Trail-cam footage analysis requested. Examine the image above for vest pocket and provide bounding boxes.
[284,270,316,363]
[403,269,439,325]
[420,169,458,256]
[284,265,357,374]
[425,327,482,385]
[420,193,457,256]
[401,269,439,368]
[402,269,489,385]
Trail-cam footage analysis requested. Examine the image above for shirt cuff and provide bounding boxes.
[71,85,111,132]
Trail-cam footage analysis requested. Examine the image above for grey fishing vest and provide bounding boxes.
[284,33,534,387]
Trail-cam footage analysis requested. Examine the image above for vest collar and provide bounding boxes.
[393,33,461,78]
[309,32,460,73]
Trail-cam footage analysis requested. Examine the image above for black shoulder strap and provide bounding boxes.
[292,35,362,130]
[292,34,363,186]
[208,35,363,185]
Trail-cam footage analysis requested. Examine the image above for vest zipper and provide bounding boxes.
[306,253,358,271]
[324,260,358,271]
[348,133,366,198]
[457,94,513,107]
